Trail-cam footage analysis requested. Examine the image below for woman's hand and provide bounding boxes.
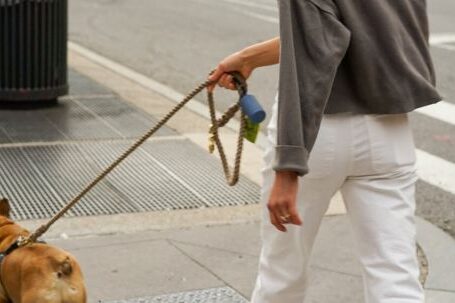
[208,51,254,92]
[268,171,302,232]
[208,37,280,92]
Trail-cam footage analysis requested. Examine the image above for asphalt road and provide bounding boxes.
[68,0,455,237]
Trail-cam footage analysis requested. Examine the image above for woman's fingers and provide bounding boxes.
[207,64,238,93]
[208,66,224,83]
[208,72,235,92]
[267,171,301,232]
[278,203,301,226]
[207,66,224,92]
[288,204,303,226]
[218,74,236,90]
[218,74,229,87]
[268,205,287,232]
[268,200,303,232]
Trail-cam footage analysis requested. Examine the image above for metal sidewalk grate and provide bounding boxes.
[68,69,112,96]
[1,139,259,220]
[103,287,249,303]
[0,95,174,144]
[0,68,259,221]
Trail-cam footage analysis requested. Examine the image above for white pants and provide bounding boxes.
[250,100,424,303]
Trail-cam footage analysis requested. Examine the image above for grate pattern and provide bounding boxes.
[1,139,259,220]
[24,144,139,217]
[141,140,258,206]
[0,95,175,143]
[104,287,248,303]
[68,69,111,96]
[0,147,62,220]
[0,68,258,220]
[76,97,175,138]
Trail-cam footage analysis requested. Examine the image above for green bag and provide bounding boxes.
[244,118,260,143]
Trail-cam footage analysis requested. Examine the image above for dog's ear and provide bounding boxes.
[0,198,11,218]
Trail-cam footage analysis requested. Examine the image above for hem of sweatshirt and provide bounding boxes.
[273,145,309,176]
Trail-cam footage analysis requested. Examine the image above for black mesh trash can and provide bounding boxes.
[0,0,68,101]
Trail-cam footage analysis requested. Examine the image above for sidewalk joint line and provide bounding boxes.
[138,147,213,208]
[65,93,115,100]
[51,236,167,252]
[0,136,187,149]
[70,96,126,139]
[169,239,259,258]
[425,287,455,293]
[167,239,246,296]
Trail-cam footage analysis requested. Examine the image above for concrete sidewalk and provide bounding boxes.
[14,45,455,302]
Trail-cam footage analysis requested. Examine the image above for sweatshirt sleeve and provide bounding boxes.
[273,0,351,176]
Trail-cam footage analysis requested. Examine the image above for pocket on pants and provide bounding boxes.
[366,114,416,173]
[305,117,336,179]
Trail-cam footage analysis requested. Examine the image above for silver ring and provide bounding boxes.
[280,214,291,223]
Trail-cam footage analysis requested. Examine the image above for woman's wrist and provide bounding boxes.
[276,170,299,180]
[240,37,280,70]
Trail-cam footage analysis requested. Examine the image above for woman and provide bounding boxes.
[209,1,441,302]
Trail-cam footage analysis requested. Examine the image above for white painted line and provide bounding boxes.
[430,33,455,52]
[221,0,277,12]
[436,44,455,52]
[69,42,187,106]
[203,0,455,51]
[212,5,455,51]
[139,149,213,208]
[415,101,455,126]
[203,0,278,24]
[429,33,455,45]
[68,41,270,149]
[227,6,278,24]
[416,149,455,196]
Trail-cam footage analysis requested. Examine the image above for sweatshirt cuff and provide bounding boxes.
[273,145,309,176]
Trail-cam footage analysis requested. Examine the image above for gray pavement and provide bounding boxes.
[9,47,451,302]
[48,215,455,303]
[50,217,365,303]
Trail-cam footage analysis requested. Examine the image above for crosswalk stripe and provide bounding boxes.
[416,149,455,195]
[416,101,455,126]
[436,44,455,51]
[216,1,455,53]
[221,0,277,12]
[233,9,278,24]
[429,33,455,45]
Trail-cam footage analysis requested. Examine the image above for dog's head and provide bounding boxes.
[0,198,11,218]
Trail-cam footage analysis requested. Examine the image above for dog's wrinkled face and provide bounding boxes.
[0,198,11,218]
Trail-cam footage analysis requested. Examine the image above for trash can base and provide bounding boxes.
[0,85,68,102]
[0,0,69,101]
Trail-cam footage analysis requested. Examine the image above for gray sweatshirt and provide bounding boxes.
[274,0,442,176]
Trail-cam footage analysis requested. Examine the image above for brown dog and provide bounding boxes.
[0,198,86,303]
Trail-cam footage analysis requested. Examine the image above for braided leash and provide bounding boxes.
[18,73,248,247]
